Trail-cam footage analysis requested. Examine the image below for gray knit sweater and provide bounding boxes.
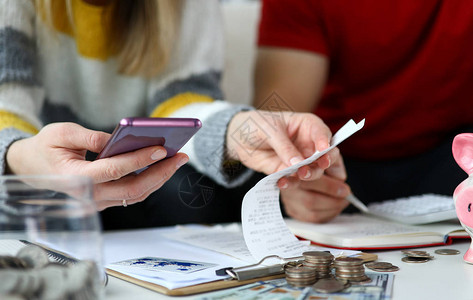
[0,0,253,187]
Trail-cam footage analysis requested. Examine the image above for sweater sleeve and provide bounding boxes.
[147,0,254,187]
[0,0,44,174]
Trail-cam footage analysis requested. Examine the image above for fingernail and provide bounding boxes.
[304,169,311,179]
[337,187,348,197]
[290,156,303,166]
[151,149,166,160]
[331,166,346,179]
[312,167,324,178]
[280,182,288,189]
[176,157,189,168]
[317,140,329,151]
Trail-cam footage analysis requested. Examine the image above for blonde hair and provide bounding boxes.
[36,0,181,78]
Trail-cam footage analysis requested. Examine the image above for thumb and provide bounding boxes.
[324,152,347,180]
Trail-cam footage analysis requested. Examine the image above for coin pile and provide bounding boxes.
[401,250,434,263]
[365,261,399,272]
[0,245,103,300]
[333,257,370,283]
[302,251,334,279]
[284,266,317,287]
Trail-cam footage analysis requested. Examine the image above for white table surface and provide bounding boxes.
[104,238,473,300]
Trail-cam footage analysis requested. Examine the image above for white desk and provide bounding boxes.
[104,238,473,300]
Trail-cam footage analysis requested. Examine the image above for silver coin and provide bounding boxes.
[286,277,317,282]
[303,251,333,258]
[285,266,316,275]
[313,278,347,294]
[434,249,461,255]
[334,269,365,275]
[404,253,433,259]
[335,265,365,271]
[304,260,330,264]
[0,295,27,300]
[17,245,49,268]
[401,250,427,254]
[286,278,317,287]
[335,269,365,275]
[401,256,430,263]
[401,250,432,257]
[287,282,315,287]
[304,261,332,266]
[333,257,364,266]
[365,262,393,269]
[39,264,68,300]
[286,274,317,280]
[370,266,400,272]
[338,274,371,282]
[16,271,40,297]
[285,261,304,269]
[65,261,90,293]
[335,273,366,279]
[0,256,29,269]
[286,275,317,280]
[351,276,373,284]
[0,270,23,293]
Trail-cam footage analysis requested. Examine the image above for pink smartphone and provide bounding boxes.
[96,117,202,159]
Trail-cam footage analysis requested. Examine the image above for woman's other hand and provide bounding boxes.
[6,123,188,210]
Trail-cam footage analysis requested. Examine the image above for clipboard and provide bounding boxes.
[106,268,285,296]
[106,252,377,296]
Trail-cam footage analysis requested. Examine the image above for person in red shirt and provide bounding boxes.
[255,0,473,223]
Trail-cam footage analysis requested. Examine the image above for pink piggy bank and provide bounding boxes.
[452,133,473,264]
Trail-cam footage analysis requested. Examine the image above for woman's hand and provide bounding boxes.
[6,122,188,210]
[278,156,351,223]
[226,110,338,180]
[226,110,352,223]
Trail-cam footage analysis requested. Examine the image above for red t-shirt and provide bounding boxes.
[258,0,473,160]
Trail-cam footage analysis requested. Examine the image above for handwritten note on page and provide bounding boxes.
[241,119,365,261]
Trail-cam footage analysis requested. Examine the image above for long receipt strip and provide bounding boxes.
[241,119,365,261]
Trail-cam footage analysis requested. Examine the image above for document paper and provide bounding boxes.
[241,119,365,261]
[162,224,358,264]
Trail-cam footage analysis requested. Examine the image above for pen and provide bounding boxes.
[346,194,369,213]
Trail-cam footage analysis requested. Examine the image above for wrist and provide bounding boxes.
[225,111,250,161]
[5,139,23,175]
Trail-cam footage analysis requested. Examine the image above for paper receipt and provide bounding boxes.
[241,119,365,261]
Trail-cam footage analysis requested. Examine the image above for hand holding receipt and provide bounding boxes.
[241,119,365,261]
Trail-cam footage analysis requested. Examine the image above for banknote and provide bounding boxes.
[198,273,393,300]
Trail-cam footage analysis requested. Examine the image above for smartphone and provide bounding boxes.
[96,117,202,159]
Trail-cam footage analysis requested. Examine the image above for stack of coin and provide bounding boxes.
[302,251,334,279]
[365,261,399,272]
[401,250,434,263]
[0,245,103,300]
[333,257,370,283]
[284,266,317,287]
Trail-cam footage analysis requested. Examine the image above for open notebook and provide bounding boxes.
[285,214,467,250]
[348,193,457,225]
